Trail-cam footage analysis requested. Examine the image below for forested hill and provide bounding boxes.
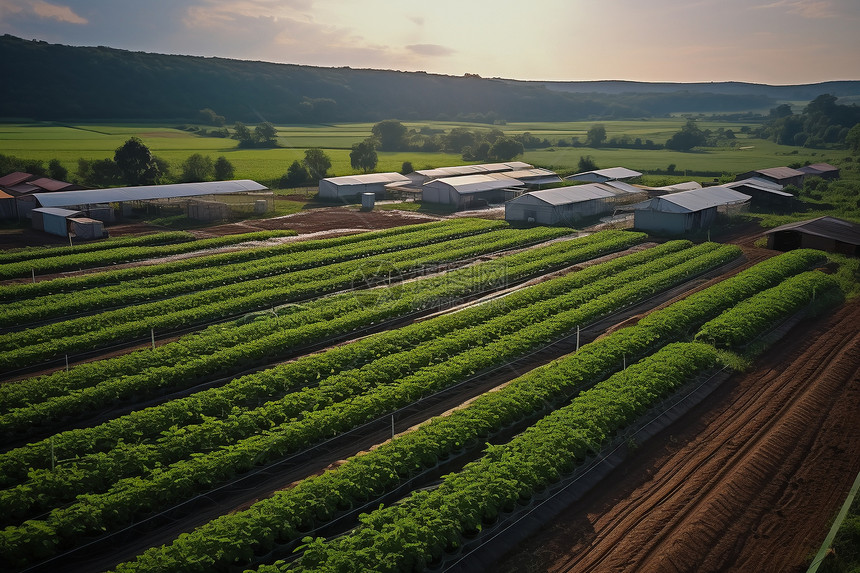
[1,35,857,124]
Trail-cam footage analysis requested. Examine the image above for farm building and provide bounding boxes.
[798,162,840,180]
[31,207,83,237]
[423,174,525,209]
[318,172,411,200]
[505,183,646,225]
[405,162,533,187]
[763,216,860,256]
[736,167,805,188]
[629,186,750,235]
[0,172,85,219]
[723,178,795,210]
[35,180,271,222]
[565,167,642,184]
[502,168,562,188]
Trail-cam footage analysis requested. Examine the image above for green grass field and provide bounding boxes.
[0,119,853,191]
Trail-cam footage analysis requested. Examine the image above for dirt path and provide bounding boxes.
[497,300,860,573]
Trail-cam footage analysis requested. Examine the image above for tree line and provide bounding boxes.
[0,138,236,188]
[0,34,781,124]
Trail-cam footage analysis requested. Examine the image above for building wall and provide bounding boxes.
[505,201,558,224]
[319,181,389,199]
[634,208,716,235]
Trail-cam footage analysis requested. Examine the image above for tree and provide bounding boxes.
[488,137,523,161]
[371,120,407,151]
[199,108,226,126]
[302,148,331,180]
[665,119,707,151]
[769,104,793,119]
[586,124,607,147]
[846,123,860,154]
[48,158,67,181]
[400,161,414,175]
[349,138,378,173]
[443,128,479,154]
[77,157,121,187]
[114,137,159,185]
[214,156,235,180]
[181,153,214,182]
[280,160,310,187]
[233,122,253,146]
[578,155,598,172]
[254,122,278,147]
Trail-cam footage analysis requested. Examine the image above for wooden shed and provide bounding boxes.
[764,217,860,256]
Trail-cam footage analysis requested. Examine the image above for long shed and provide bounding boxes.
[565,167,642,183]
[505,184,644,225]
[630,187,750,235]
[318,173,411,200]
[423,174,524,209]
[764,216,860,256]
[736,167,805,188]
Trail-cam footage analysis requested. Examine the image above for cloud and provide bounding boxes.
[756,0,838,19]
[0,0,87,24]
[406,43,455,57]
[409,16,424,26]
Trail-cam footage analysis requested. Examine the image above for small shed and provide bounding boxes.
[630,187,750,235]
[31,207,83,237]
[318,173,411,200]
[736,167,805,188]
[68,217,106,240]
[423,174,524,209]
[723,178,795,210]
[798,163,840,180]
[565,167,642,183]
[764,217,860,256]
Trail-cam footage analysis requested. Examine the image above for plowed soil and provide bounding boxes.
[497,299,860,573]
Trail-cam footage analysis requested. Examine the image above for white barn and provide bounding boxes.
[423,174,525,209]
[630,187,750,235]
[318,172,411,200]
[505,183,646,225]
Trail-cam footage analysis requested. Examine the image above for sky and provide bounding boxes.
[1,0,859,85]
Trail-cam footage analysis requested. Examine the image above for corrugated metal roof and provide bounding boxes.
[725,179,794,198]
[504,168,559,180]
[632,187,750,213]
[0,172,34,187]
[35,180,268,207]
[798,163,839,175]
[415,161,533,179]
[321,172,411,186]
[566,167,642,181]
[28,178,74,192]
[8,183,39,195]
[764,216,860,245]
[603,180,646,194]
[32,207,83,217]
[518,184,617,206]
[431,174,524,194]
[754,166,805,180]
[646,181,702,192]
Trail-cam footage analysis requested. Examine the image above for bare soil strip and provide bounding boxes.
[497,300,860,573]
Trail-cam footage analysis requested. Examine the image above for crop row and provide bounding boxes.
[0,230,298,280]
[0,244,741,566]
[0,231,195,266]
[285,343,724,572]
[0,231,649,476]
[0,226,570,370]
[0,219,503,302]
[0,230,647,417]
[104,249,826,573]
[1,220,508,326]
[695,270,843,349]
[0,241,722,522]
